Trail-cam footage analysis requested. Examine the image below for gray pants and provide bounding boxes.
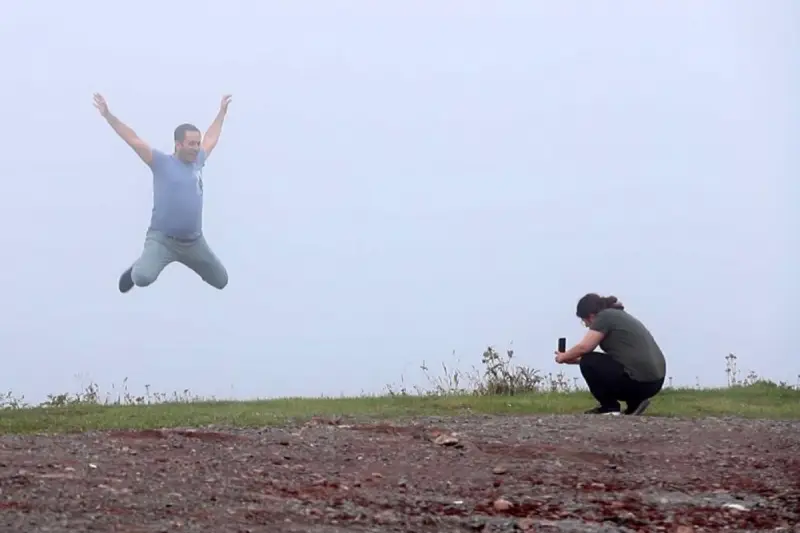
[131,230,229,289]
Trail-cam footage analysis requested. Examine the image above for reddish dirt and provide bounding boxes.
[0,414,797,532]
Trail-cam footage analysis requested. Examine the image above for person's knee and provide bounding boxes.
[579,351,602,370]
[131,266,158,287]
[207,270,228,290]
[131,265,161,287]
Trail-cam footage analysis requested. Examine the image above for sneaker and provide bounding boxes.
[118,266,134,293]
[584,405,621,416]
[625,398,651,416]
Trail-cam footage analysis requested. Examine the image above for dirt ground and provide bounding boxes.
[0,414,797,532]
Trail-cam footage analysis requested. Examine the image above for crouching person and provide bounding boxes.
[555,293,667,416]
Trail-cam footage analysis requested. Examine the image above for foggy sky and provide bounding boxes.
[1,0,796,403]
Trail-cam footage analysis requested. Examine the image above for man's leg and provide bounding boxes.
[578,352,627,414]
[177,236,229,289]
[120,232,177,292]
[619,376,665,415]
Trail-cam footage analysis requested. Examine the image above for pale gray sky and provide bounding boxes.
[2,1,796,403]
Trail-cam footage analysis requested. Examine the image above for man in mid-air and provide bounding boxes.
[93,93,232,293]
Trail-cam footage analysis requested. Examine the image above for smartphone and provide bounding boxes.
[558,337,566,352]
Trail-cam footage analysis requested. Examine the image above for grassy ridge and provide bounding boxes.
[1,351,797,435]
[1,382,797,435]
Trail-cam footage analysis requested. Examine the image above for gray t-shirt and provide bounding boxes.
[147,149,206,240]
[589,308,667,382]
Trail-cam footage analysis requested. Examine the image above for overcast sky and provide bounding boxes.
[1,0,796,403]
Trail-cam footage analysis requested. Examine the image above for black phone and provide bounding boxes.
[558,337,566,352]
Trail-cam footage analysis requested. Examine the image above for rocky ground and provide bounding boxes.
[0,414,797,532]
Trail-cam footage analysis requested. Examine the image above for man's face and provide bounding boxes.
[175,130,202,162]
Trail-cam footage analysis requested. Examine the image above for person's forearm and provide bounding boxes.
[561,344,587,364]
[204,109,226,146]
[105,112,141,144]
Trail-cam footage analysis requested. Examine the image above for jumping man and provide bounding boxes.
[93,93,232,293]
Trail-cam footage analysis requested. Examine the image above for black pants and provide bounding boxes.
[579,352,664,410]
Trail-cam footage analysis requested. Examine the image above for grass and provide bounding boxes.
[1,382,799,435]
[0,350,798,435]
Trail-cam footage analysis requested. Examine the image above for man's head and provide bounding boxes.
[576,293,625,327]
[173,123,202,163]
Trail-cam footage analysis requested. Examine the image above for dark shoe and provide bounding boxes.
[584,405,621,416]
[118,266,134,293]
[624,398,651,416]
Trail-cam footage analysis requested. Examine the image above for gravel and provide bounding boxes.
[0,414,797,532]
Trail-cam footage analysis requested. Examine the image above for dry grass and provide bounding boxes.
[0,350,797,435]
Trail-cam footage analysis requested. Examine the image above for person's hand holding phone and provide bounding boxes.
[555,337,567,363]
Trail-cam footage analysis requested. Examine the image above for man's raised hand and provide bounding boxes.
[220,94,232,113]
[202,95,232,157]
[93,93,153,165]
[93,93,110,118]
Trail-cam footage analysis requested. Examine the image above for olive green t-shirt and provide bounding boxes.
[589,308,666,382]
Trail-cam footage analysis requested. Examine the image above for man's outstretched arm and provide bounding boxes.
[202,94,232,159]
[93,93,153,166]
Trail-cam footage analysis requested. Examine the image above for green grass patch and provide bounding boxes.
[1,382,797,435]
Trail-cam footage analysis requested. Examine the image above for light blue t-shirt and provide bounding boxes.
[148,149,206,240]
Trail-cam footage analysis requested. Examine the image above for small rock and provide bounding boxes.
[493,498,513,512]
[468,517,487,530]
[434,435,460,447]
[518,518,536,531]
[675,526,694,533]
[722,503,748,511]
[492,466,507,475]
[374,510,400,524]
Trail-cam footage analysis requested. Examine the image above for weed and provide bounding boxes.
[0,349,796,411]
